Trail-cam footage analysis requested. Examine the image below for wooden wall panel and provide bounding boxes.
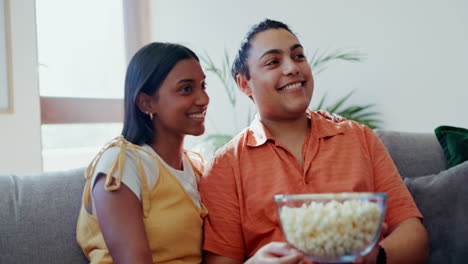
[40,97,124,124]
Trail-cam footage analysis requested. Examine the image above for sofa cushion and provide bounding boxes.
[374,129,447,178]
[0,168,88,264]
[404,161,468,264]
[435,125,468,168]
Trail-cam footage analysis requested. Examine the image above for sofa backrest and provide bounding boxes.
[0,130,459,264]
[0,167,88,264]
[374,129,448,178]
[376,129,468,263]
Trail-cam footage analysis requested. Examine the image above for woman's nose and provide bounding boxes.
[196,88,210,107]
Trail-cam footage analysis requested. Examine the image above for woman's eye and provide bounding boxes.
[179,86,192,93]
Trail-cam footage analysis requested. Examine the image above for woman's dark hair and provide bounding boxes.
[231,19,295,81]
[121,42,199,145]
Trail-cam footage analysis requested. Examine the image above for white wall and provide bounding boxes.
[0,0,42,174]
[0,0,466,173]
[150,0,468,134]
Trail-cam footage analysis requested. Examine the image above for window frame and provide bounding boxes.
[38,0,149,124]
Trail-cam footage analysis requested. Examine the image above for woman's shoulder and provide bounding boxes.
[87,137,160,197]
[87,137,160,179]
[94,138,156,163]
[184,150,205,175]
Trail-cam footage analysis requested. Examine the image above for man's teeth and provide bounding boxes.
[188,113,204,118]
[282,82,301,91]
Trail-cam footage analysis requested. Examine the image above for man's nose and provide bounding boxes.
[282,57,300,76]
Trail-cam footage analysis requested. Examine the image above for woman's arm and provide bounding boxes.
[93,173,152,264]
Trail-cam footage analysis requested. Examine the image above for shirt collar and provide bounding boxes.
[246,109,347,147]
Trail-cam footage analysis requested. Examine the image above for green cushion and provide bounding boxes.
[435,126,468,168]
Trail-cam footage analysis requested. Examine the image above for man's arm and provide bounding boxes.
[203,251,241,264]
[364,126,429,263]
[203,242,303,264]
[380,217,429,264]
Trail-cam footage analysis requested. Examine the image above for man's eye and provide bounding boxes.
[201,82,207,90]
[266,59,279,66]
[295,54,306,60]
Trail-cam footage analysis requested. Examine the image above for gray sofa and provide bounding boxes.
[0,130,466,264]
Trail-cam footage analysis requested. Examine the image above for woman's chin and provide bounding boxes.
[188,127,205,137]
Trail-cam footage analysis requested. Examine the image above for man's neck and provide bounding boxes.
[260,112,310,169]
[260,112,310,141]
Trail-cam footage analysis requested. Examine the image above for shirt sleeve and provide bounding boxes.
[365,127,423,228]
[199,151,246,260]
[92,146,159,200]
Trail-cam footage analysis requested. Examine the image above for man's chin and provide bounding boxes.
[286,101,311,115]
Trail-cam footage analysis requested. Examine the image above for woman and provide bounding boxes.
[76,42,302,264]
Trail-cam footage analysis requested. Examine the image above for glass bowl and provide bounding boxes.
[274,192,387,263]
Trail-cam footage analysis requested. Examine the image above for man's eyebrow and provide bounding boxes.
[291,43,303,51]
[259,49,282,61]
[258,44,304,61]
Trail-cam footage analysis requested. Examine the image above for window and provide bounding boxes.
[36,0,149,171]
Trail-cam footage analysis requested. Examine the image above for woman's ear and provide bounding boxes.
[236,74,252,96]
[136,92,153,113]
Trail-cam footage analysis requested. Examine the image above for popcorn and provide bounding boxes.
[279,199,382,258]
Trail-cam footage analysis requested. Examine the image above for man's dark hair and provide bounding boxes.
[231,19,295,81]
[121,42,199,145]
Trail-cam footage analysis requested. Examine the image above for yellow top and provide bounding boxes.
[76,136,208,264]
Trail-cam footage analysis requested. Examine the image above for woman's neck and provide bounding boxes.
[148,134,185,170]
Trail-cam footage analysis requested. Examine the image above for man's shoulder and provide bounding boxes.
[309,111,377,144]
[213,128,250,156]
[205,128,256,170]
[312,111,368,131]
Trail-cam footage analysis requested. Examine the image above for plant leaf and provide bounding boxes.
[309,49,365,75]
[315,93,327,110]
[328,90,355,113]
[202,134,233,151]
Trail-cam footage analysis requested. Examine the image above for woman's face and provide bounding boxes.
[150,58,209,138]
[239,28,314,122]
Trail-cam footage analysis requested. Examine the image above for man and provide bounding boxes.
[200,19,429,264]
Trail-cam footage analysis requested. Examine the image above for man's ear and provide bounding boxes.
[236,74,252,96]
[136,92,154,113]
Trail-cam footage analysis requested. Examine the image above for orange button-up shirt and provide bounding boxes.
[200,110,422,260]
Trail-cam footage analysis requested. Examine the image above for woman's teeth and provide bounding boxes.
[188,113,204,119]
[281,82,302,91]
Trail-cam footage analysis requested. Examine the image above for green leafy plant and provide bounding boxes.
[314,90,382,129]
[197,49,382,156]
[200,50,255,133]
[309,49,382,129]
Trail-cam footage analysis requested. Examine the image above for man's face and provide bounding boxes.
[239,28,314,122]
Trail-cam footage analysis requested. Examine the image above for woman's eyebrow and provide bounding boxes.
[177,79,194,84]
